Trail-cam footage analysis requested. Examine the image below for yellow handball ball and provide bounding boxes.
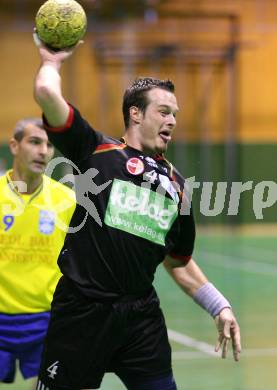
[35,0,87,50]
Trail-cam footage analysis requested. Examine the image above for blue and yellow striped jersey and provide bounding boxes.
[0,170,76,313]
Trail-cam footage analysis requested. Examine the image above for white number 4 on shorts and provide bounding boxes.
[47,361,59,379]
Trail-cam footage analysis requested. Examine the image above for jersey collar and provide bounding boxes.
[119,137,173,177]
[5,170,44,204]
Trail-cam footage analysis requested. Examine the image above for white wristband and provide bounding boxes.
[193,282,231,318]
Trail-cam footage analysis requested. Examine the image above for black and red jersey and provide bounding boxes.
[44,106,195,299]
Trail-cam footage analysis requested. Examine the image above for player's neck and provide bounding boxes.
[123,132,156,157]
[10,169,43,194]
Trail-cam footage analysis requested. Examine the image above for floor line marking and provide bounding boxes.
[172,349,277,360]
[168,329,217,357]
[168,328,277,358]
[230,245,277,259]
[195,250,277,276]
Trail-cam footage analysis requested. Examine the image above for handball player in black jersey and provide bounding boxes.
[33,35,241,390]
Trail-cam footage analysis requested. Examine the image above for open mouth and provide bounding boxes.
[33,161,46,167]
[159,130,171,143]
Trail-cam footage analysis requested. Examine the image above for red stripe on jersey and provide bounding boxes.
[94,143,126,154]
[43,105,74,133]
[170,254,192,264]
[154,154,164,161]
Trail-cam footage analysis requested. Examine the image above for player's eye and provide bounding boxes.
[30,139,40,145]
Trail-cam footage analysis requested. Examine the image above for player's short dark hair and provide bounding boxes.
[122,77,175,128]
[13,118,44,141]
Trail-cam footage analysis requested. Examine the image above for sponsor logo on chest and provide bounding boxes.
[126,157,144,175]
[39,210,55,234]
[104,179,178,245]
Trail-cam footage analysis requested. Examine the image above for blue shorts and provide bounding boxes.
[0,312,50,383]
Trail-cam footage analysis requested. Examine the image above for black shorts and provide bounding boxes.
[37,276,172,389]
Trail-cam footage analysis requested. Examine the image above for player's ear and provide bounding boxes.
[9,138,19,156]
[129,106,143,124]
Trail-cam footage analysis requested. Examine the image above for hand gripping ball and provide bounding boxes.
[35,0,87,50]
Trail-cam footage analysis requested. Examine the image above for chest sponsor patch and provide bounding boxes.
[126,158,144,175]
[39,210,55,234]
[104,179,178,246]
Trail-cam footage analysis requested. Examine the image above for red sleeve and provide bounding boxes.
[43,105,74,133]
[169,253,192,265]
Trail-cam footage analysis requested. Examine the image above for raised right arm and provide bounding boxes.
[33,33,77,127]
